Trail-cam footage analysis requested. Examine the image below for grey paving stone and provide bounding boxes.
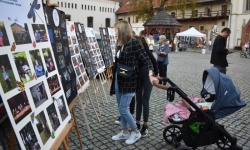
[10,50,246,150]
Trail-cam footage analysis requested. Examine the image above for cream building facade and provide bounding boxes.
[47,0,119,33]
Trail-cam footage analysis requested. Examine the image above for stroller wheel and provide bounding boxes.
[216,135,231,150]
[163,125,182,147]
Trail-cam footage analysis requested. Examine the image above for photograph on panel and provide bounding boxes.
[75,66,81,76]
[42,48,55,73]
[7,91,31,124]
[67,64,74,74]
[56,42,63,52]
[69,46,74,56]
[29,49,45,78]
[55,95,68,121]
[72,57,77,66]
[78,76,84,86]
[58,55,65,69]
[63,46,69,57]
[83,74,89,82]
[11,23,32,45]
[19,122,41,150]
[35,111,51,145]
[46,103,60,131]
[31,24,48,42]
[79,64,85,73]
[71,36,77,45]
[62,68,70,81]
[30,81,48,108]
[12,51,33,83]
[0,54,17,93]
[74,45,79,54]
[47,74,61,96]
[76,55,82,64]
[0,21,10,47]
[53,27,61,40]
[67,36,72,46]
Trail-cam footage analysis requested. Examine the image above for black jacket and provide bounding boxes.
[138,37,158,76]
[210,35,229,67]
[110,38,153,95]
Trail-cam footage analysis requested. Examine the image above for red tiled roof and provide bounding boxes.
[116,0,170,14]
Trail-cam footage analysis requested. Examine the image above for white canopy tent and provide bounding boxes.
[176,27,206,37]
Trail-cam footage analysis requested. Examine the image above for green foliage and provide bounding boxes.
[166,0,196,17]
[129,0,154,22]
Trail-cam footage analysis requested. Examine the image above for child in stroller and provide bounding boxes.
[150,67,246,150]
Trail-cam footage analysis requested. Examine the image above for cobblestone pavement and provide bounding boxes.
[67,49,250,150]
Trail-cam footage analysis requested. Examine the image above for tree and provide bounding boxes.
[167,0,196,18]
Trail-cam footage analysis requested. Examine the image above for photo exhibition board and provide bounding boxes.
[99,27,113,67]
[66,21,90,93]
[43,5,77,105]
[107,28,116,62]
[75,23,97,79]
[0,1,71,149]
[84,27,106,74]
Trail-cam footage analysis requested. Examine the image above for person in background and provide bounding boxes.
[208,39,212,50]
[210,28,233,74]
[133,33,158,137]
[110,20,153,145]
[156,35,170,85]
[147,35,154,53]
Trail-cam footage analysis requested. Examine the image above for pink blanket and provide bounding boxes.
[163,96,202,122]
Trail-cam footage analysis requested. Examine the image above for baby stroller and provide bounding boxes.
[153,67,247,150]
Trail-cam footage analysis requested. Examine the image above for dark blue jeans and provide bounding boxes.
[157,61,167,85]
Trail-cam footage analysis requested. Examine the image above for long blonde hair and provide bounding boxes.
[114,20,133,46]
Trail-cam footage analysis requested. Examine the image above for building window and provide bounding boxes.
[94,6,96,11]
[102,7,104,12]
[68,3,70,8]
[222,21,225,26]
[87,17,93,27]
[85,5,86,10]
[189,25,194,28]
[99,7,101,11]
[108,8,109,12]
[57,1,59,5]
[171,12,175,18]
[66,14,71,21]
[105,8,107,12]
[75,4,77,9]
[88,5,89,10]
[71,3,73,8]
[105,18,111,27]
[113,8,114,13]
[91,6,93,11]
[128,17,130,24]
[118,19,123,21]
[247,0,250,10]
[65,2,66,8]
[200,25,205,31]
[82,5,83,9]
[61,2,63,7]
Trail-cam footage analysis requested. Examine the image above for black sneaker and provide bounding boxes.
[140,124,148,137]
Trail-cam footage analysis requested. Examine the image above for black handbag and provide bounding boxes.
[157,55,166,62]
[117,63,134,78]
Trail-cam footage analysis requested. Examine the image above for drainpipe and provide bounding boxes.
[226,0,232,48]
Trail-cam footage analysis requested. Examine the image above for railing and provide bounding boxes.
[173,10,230,20]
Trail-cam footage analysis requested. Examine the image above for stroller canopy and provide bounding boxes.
[201,67,247,119]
